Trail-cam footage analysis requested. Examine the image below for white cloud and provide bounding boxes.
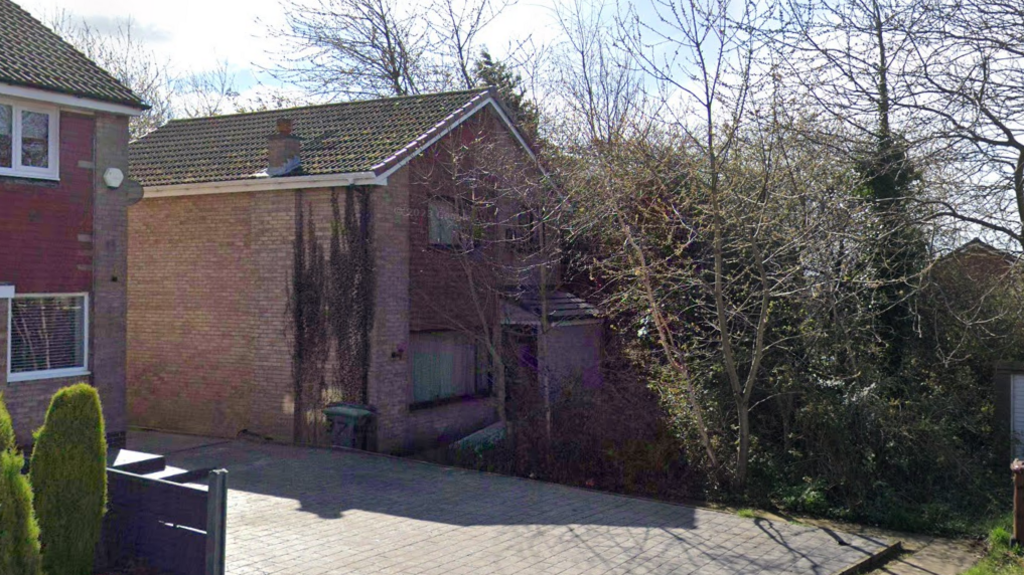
[17,0,562,97]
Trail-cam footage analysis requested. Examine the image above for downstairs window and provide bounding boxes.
[8,294,88,382]
[411,331,489,405]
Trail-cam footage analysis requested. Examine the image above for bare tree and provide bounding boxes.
[175,60,242,118]
[547,0,901,491]
[432,0,516,89]
[268,0,429,99]
[267,0,517,99]
[545,0,645,147]
[903,0,1024,251]
[770,0,935,374]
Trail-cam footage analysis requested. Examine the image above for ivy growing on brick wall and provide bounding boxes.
[328,187,375,405]
[290,187,375,444]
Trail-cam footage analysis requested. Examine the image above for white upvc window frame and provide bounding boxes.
[7,293,90,383]
[0,98,60,181]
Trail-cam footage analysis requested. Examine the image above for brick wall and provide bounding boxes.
[400,110,551,451]
[128,192,259,438]
[91,112,130,443]
[126,110,545,452]
[0,109,130,447]
[407,118,489,333]
[129,184,412,445]
[367,169,413,452]
[0,111,95,292]
[250,191,296,441]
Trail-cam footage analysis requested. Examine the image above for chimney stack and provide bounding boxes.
[268,118,301,176]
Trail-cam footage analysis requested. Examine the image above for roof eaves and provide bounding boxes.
[0,78,148,110]
[141,170,385,198]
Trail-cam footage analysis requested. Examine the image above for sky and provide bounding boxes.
[16,0,565,98]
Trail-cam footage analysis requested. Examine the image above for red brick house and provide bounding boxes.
[127,89,602,452]
[0,0,146,447]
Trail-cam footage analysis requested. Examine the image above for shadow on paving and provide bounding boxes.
[135,434,698,528]
[128,431,889,575]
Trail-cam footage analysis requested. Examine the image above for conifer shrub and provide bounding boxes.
[30,383,107,575]
[0,393,17,453]
[0,450,42,575]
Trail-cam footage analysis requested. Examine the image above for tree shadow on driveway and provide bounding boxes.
[130,432,890,575]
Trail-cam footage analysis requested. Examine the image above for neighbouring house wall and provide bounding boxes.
[540,323,604,403]
[407,152,486,333]
[128,192,262,439]
[994,362,1023,461]
[407,110,537,333]
[366,168,413,453]
[128,179,416,449]
[0,110,130,447]
[402,115,540,451]
[250,191,296,441]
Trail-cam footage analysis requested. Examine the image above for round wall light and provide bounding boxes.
[103,167,125,189]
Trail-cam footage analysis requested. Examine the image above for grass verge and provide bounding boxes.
[963,516,1024,575]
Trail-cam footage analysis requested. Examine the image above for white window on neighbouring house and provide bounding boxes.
[8,295,88,382]
[0,101,59,180]
[411,331,488,404]
[1013,374,1024,459]
[428,198,460,246]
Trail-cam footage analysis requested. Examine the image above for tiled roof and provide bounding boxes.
[505,290,602,324]
[0,0,145,108]
[129,89,496,187]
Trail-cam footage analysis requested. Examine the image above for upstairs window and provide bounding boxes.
[0,101,59,180]
[8,295,88,382]
[428,198,460,246]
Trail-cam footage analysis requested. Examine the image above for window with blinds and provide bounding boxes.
[9,295,87,379]
[411,332,488,404]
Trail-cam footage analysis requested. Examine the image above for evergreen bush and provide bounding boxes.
[0,393,17,453]
[0,450,42,575]
[30,383,107,575]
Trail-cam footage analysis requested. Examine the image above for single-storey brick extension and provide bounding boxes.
[127,89,602,452]
[0,0,145,447]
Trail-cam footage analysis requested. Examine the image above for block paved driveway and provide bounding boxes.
[129,432,888,575]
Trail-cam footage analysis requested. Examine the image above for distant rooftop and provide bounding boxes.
[129,89,499,187]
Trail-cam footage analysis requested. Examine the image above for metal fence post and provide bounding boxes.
[1012,460,1024,546]
[206,469,228,575]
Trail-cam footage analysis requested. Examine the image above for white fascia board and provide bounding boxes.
[143,172,387,199]
[0,285,13,299]
[0,83,144,116]
[376,97,546,182]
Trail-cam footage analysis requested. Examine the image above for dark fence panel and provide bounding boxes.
[99,466,227,575]
[109,468,208,527]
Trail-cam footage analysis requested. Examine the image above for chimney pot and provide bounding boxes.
[276,118,293,136]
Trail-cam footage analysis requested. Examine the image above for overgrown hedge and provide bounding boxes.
[0,394,15,453]
[0,450,42,575]
[0,394,42,575]
[31,383,108,575]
